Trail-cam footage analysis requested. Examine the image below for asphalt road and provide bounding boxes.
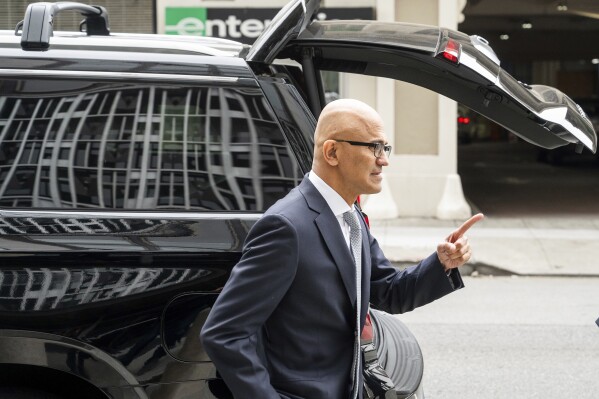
[396,276,599,398]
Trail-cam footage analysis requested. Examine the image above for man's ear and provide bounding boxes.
[322,140,339,166]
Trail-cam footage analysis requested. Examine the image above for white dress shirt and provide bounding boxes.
[309,171,354,249]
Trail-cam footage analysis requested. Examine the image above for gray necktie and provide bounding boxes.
[343,209,362,399]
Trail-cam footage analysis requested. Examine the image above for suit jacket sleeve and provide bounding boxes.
[200,214,298,399]
[367,228,464,314]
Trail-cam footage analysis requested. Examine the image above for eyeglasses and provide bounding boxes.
[334,139,392,158]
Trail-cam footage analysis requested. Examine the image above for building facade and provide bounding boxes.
[2,0,155,33]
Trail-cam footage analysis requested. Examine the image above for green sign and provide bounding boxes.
[165,7,208,36]
[164,7,374,44]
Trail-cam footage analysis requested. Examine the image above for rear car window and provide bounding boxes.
[0,79,302,211]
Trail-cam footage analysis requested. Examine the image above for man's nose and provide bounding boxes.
[377,152,389,166]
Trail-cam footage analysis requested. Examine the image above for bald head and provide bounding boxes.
[314,99,382,149]
[313,99,383,165]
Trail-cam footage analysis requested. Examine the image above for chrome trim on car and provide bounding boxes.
[0,209,263,220]
[539,107,595,149]
[0,68,240,83]
[469,35,500,66]
[0,30,245,57]
[459,51,499,84]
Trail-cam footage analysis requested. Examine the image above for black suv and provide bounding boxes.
[0,1,596,398]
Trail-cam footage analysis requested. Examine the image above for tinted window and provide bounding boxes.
[0,79,302,211]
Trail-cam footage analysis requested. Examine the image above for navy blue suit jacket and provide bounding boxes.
[201,176,463,399]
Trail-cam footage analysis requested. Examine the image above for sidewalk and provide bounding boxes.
[370,215,599,277]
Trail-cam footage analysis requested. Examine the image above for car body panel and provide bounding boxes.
[0,51,309,397]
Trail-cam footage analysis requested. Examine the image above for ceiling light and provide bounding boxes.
[522,21,533,29]
[500,34,510,40]
[592,58,599,65]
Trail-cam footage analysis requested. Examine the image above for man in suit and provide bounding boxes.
[201,99,483,399]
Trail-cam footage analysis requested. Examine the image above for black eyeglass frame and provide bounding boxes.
[334,139,392,158]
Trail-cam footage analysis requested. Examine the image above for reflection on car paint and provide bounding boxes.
[0,267,211,312]
[0,84,302,212]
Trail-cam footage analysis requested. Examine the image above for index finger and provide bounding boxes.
[452,213,484,240]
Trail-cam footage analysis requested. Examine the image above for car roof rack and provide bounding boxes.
[15,1,110,51]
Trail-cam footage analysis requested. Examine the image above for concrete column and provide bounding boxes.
[379,0,470,220]
[360,0,399,219]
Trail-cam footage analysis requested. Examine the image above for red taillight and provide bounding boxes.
[458,116,470,124]
[441,38,460,64]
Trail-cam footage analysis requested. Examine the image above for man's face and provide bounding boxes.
[336,119,390,197]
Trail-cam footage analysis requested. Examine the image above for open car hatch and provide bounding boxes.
[248,0,597,153]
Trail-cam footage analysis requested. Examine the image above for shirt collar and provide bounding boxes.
[308,170,353,217]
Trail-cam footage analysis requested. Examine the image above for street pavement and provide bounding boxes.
[371,215,599,276]
[398,275,599,399]
[372,141,599,277]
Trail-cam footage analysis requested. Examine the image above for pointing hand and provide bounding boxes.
[436,213,484,271]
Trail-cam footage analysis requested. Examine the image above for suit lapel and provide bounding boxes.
[314,214,357,305]
[358,210,371,326]
[299,177,357,306]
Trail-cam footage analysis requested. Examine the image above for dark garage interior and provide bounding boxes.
[457,0,599,217]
